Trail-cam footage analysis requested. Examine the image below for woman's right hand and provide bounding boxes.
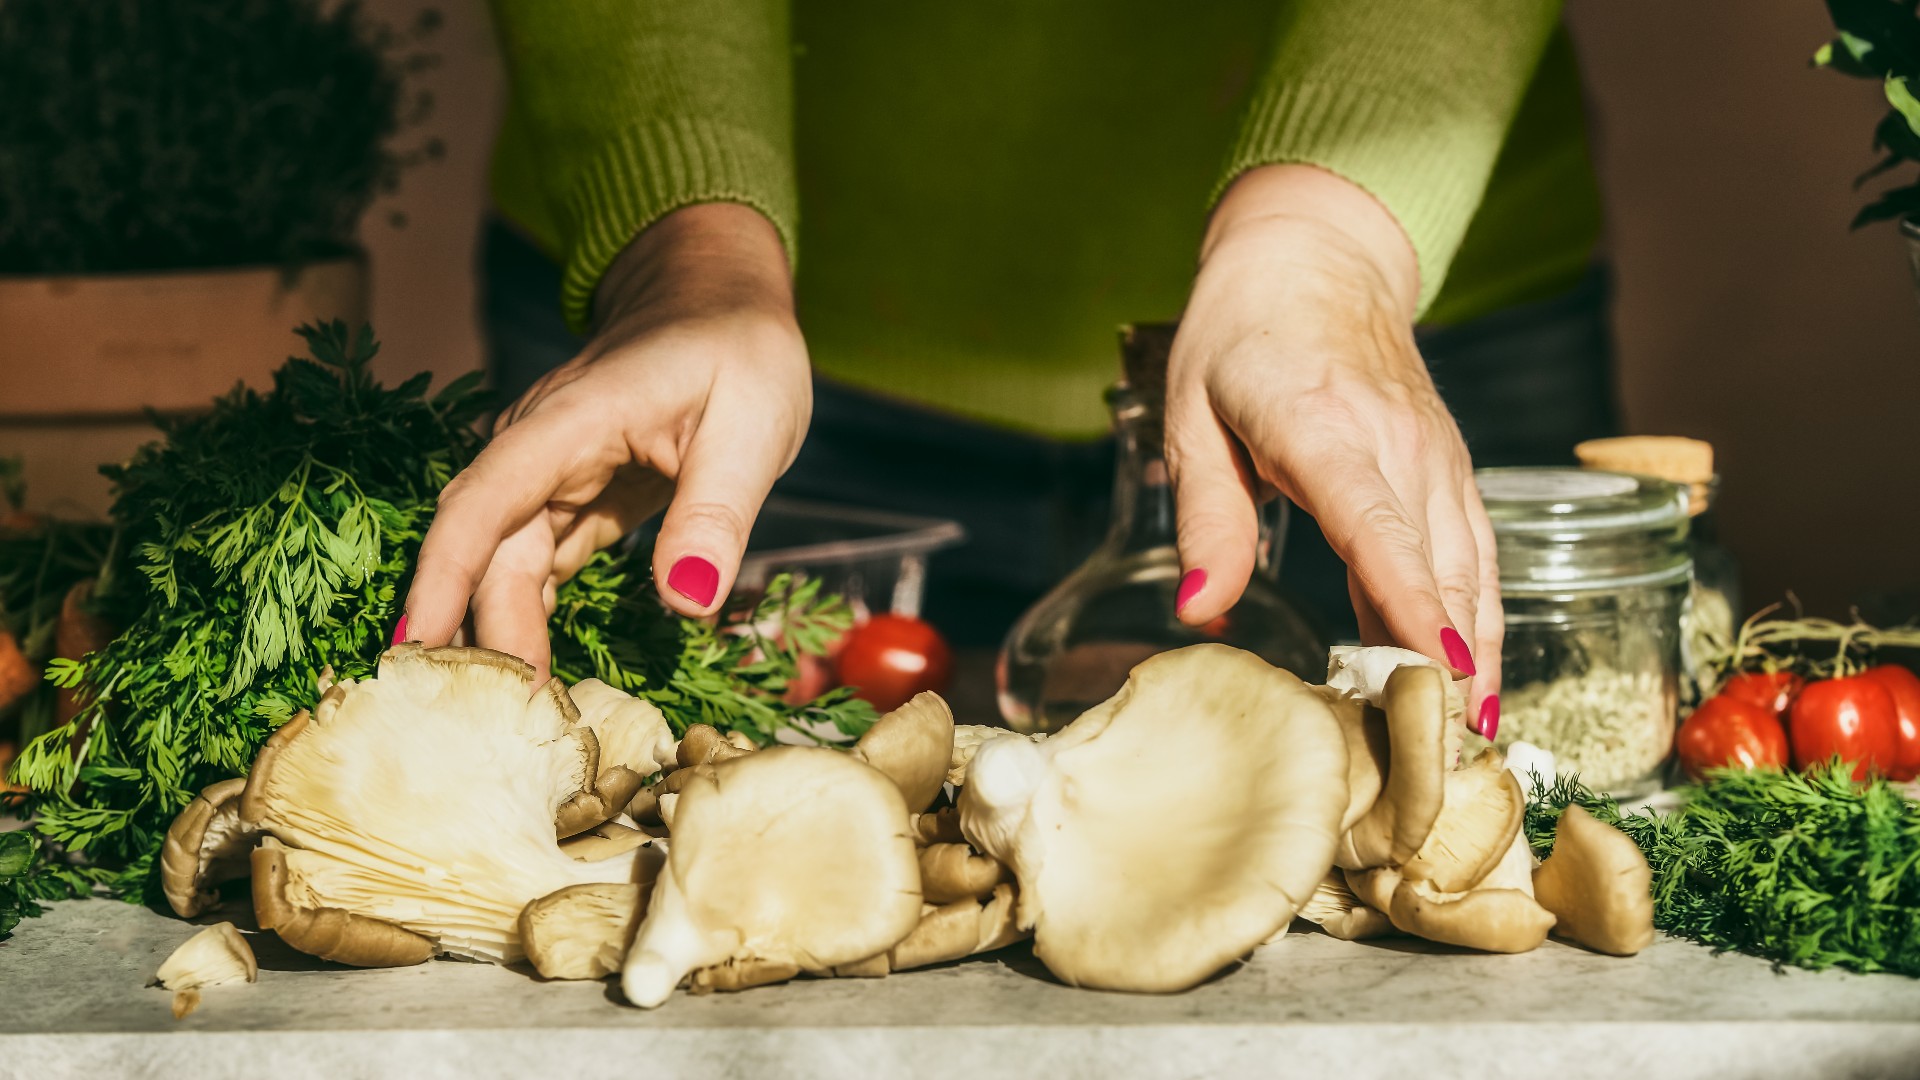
[403,203,811,679]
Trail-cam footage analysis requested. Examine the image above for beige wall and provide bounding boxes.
[292,0,1920,617]
[357,0,501,390]
[1569,1,1920,615]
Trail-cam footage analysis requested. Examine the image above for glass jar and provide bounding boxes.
[1472,467,1692,797]
[995,325,1324,734]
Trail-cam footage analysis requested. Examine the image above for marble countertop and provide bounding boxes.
[3,898,1918,1080]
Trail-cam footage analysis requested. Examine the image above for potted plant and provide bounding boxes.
[1814,0,1920,291]
[0,0,436,515]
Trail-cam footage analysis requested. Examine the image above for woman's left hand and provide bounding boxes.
[1166,164,1502,733]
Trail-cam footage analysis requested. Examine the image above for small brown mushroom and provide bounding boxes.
[688,957,803,994]
[1532,804,1656,956]
[1334,666,1450,871]
[160,777,256,917]
[917,842,1006,903]
[1398,749,1525,893]
[520,883,648,980]
[853,691,956,813]
[1296,872,1395,942]
[677,724,750,769]
[1387,877,1556,954]
[912,807,965,846]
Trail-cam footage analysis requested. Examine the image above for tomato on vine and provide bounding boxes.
[1789,674,1899,780]
[1676,693,1789,778]
[1858,664,1920,782]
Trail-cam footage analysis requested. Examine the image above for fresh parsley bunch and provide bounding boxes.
[15,323,483,898]
[4,322,874,914]
[1528,764,1920,976]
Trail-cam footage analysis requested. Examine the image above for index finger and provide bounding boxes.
[405,412,594,647]
[1295,448,1470,677]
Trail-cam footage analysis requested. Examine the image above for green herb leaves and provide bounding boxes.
[1528,764,1920,976]
[6,321,876,912]
[13,322,483,900]
[550,553,877,744]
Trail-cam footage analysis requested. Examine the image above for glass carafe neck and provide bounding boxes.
[1104,386,1176,555]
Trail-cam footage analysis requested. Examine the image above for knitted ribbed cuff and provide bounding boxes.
[1216,80,1502,317]
[558,115,800,333]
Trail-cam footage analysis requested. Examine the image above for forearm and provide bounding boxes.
[488,0,799,332]
[1221,0,1563,315]
[595,204,796,338]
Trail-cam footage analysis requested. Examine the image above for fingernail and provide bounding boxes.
[1175,568,1207,614]
[1440,626,1476,676]
[391,614,409,645]
[667,556,720,608]
[1477,696,1500,741]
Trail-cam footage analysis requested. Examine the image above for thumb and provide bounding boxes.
[649,415,791,618]
[1165,404,1259,627]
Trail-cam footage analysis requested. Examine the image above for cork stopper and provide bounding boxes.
[1574,436,1715,515]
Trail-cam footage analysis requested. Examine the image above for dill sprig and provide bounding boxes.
[1527,764,1920,976]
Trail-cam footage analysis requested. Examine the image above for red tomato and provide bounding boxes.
[836,613,953,713]
[1675,694,1789,779]
[1859,665,1920,782]
[1721,671,1802,717]
[1789,674,1900,780]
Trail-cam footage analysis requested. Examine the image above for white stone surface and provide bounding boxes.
[3,899,1919,1079]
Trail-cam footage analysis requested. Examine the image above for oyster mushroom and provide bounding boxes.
[1532,804,1656,956]
[160,778,256,918]
[240,645,649,965]
[960,644,1350,993]
[620,746,923,1008]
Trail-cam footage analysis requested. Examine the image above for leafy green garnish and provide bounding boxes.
[552,554,875,744]
[1528,763,1920,976]
[5,322,871,909]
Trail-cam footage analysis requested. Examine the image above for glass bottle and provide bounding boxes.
[1470,467,1692,797]
[995,324,1324,734]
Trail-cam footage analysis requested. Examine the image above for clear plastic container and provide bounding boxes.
[1473,467,1692,797]
[734,496,965,618]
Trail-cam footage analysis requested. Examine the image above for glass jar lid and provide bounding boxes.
[1476,467,1691,594]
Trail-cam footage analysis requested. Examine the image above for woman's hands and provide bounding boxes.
[403,203,810,679]
[1167,164,1502,730]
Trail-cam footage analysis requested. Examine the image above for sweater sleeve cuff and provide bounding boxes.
[1215,80,1502,317]
[558,115,800,333]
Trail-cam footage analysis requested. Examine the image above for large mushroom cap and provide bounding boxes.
[620,746,923,1008]
[241,644,644,965]
[961,644,1349,993]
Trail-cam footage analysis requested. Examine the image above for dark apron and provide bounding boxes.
[482,219,1619,646]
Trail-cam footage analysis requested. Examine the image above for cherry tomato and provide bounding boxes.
[1675,693,1789,779]
[1720,671,1802,717]
[836,613,953,713]
[1788,674,1899,780]
[1859,664,1920,782]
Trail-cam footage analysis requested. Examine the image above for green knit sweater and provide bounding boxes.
[487,1,1601,438]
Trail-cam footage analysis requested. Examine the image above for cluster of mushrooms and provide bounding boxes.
[152,640,1653,1011]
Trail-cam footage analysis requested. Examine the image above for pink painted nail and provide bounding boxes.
[1477,696,1500,741]
[667,556,720,608]
[1440,626,1476,677]
[1175,568,1207,614]
[391,613,409,645]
